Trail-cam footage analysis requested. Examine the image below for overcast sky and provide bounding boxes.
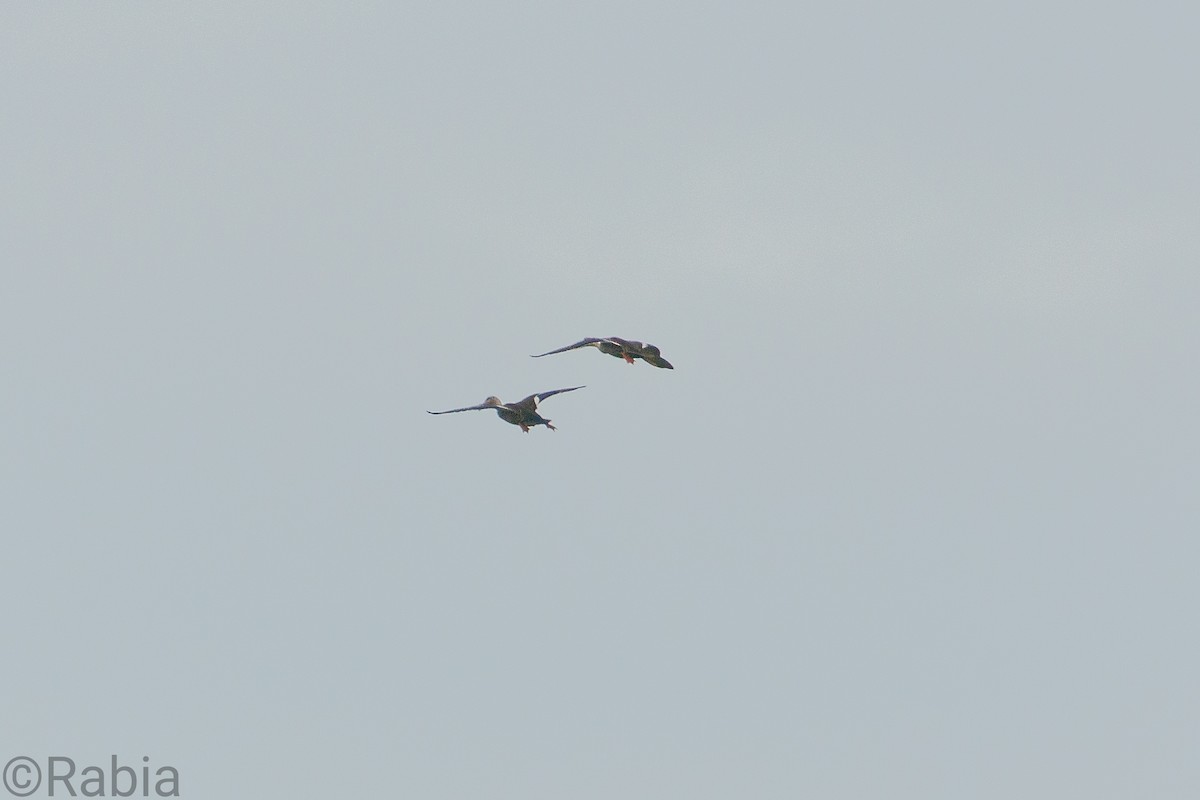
[3,3,1198,798]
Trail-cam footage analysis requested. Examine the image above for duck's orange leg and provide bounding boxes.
[622,353,635,364]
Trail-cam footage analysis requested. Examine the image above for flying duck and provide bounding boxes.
[426,386,585,432]
[530,337,674,369]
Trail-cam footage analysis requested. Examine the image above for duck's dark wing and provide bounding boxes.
[636,343,674,369]
[536,385,585,403]
[530,338,608,358]
[427,402,495,415]
[643,356,673,369]
[511,386,586,411]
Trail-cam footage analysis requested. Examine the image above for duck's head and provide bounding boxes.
[482,396,503,407]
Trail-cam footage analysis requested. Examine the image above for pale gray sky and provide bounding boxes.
[3,3,1198,798]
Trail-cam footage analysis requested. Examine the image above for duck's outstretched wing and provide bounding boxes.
[511,385,586,412]
[427,402,495,415]
[530,338,608,358]
[536,385,585,402]
[636,343,674,369]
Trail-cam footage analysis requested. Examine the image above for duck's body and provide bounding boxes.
[531,337,674,369]
[427,386,584,432]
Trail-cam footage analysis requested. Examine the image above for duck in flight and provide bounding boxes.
[427,386,585,432]
[530,337,674,369]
